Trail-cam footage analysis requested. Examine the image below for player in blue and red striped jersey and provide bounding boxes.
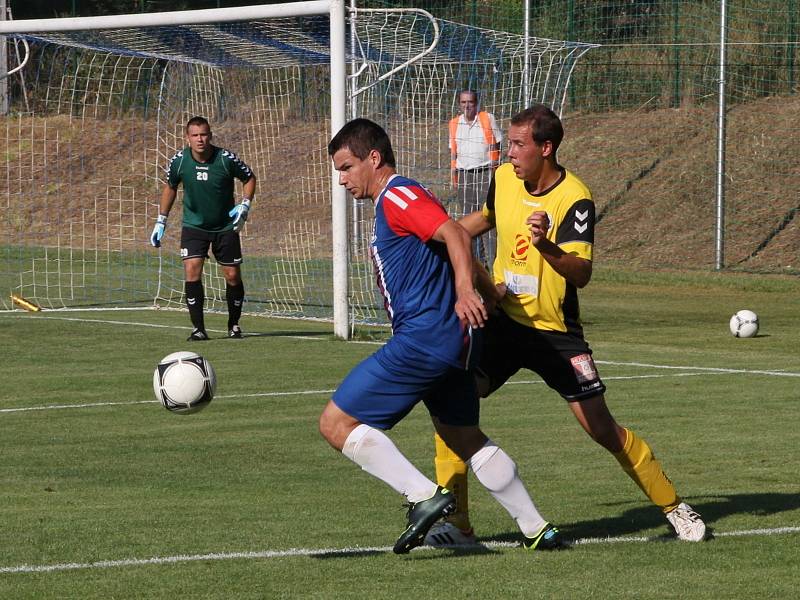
[318,118,563,554]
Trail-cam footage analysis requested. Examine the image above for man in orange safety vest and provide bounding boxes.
[448,89,502,267]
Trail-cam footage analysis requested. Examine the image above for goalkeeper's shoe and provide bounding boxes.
[522,523,566,551]
[424,521,477,547]
[228,325,243,339]
[665,502,706,542]
[393,486,455,554]
[187,328,209,341]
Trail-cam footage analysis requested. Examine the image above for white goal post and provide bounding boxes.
[0,3,594,340]
[0,1,354,336]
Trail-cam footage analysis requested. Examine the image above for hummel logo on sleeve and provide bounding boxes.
[574,209,589,233]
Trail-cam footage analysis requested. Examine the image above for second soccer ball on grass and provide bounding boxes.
[729,309,759,338]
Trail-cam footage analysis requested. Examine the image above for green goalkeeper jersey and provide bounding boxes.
[166,145,254,232]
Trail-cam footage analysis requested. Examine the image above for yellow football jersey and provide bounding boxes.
[484,163,594,333]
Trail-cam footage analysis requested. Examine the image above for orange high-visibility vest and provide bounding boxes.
[449,111,500,173]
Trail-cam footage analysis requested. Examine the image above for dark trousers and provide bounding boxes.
[455,166,495,269]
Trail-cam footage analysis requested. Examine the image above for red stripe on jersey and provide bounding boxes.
[382,184,449,242]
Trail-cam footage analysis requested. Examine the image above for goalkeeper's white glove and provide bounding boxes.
[228,198,251,232]
[150,214,167,247]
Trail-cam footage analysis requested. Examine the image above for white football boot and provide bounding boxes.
[666,502,706,541]
[424,521,478,547]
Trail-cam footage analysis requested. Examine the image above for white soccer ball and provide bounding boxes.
[153,351,216,414]
[729,309,759,338]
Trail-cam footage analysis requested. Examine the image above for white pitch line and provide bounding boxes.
[2,313,799,415]
[0,314,183,330]
[0,368,786,415]
[597,360,800,377]
[0,400,159,413]
[0,314,333,341]
[0,390,336,414]
[1,526,798,574]
[4,312,799,374]
[224,389,335,399]
[0,368,746,414]
[505,371,730,385]
[574,525,800,545]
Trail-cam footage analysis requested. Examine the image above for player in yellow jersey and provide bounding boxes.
[425,104,706,547]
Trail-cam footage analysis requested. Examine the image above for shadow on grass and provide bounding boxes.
[398,545,502,559]
[485,491,800,543]
[310,544,501,560]
[310,549,388,559]
[240,330,332,339]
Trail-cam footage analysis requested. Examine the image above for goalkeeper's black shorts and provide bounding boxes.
[180,226,242,266]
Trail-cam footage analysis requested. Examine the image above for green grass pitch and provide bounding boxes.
[0,267,798,599]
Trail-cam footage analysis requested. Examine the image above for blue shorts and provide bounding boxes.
[332,335,479,430]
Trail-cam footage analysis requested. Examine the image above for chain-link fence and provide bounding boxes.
[364,1,799,276]
[7,1,799,275]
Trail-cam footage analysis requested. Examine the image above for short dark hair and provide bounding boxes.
[459,89,478,102]
[186,116,211,131]
[327,118,396,169]
[510,104,563,154]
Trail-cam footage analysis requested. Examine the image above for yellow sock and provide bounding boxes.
[434,432,471,531]
[613,428,681,513]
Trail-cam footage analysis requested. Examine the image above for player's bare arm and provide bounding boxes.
[159,184,178,216]
[457,209,493,237]
[150,184,178,248]
[242,175,257,199]
[433,219,487,328]
[472,258,506,313]
[527,210,592,288]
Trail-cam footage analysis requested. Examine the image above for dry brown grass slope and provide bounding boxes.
[2,100,798,275]
[563,98,800,275]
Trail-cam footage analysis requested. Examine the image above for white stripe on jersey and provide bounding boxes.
[370,245,393,320]
[222,149,253,178]
[393,186,418,200]
[384,185,420,210]
[464,326,474,367]
[165,150,184,178]
[384,189,408,210]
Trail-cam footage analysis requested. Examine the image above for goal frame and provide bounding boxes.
[0,1,352,338]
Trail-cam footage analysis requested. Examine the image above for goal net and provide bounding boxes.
[0,3,594,333]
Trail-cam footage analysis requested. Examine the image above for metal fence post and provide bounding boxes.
[789,0,796,94]
[672,0,680,107]
[0,0,6,116]
[715,0,728,270]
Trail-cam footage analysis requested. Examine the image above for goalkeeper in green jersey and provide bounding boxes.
[149,116,256,341]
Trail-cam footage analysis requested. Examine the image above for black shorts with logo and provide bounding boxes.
[180,226,243,266]
[477,308,606,401]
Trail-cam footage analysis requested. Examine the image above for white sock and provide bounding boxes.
[342,424,437,503]
[469,440,547,537]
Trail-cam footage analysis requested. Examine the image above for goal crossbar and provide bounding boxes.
[0,1,351,338]
[0,2,333,32]
[0,5,594,341]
